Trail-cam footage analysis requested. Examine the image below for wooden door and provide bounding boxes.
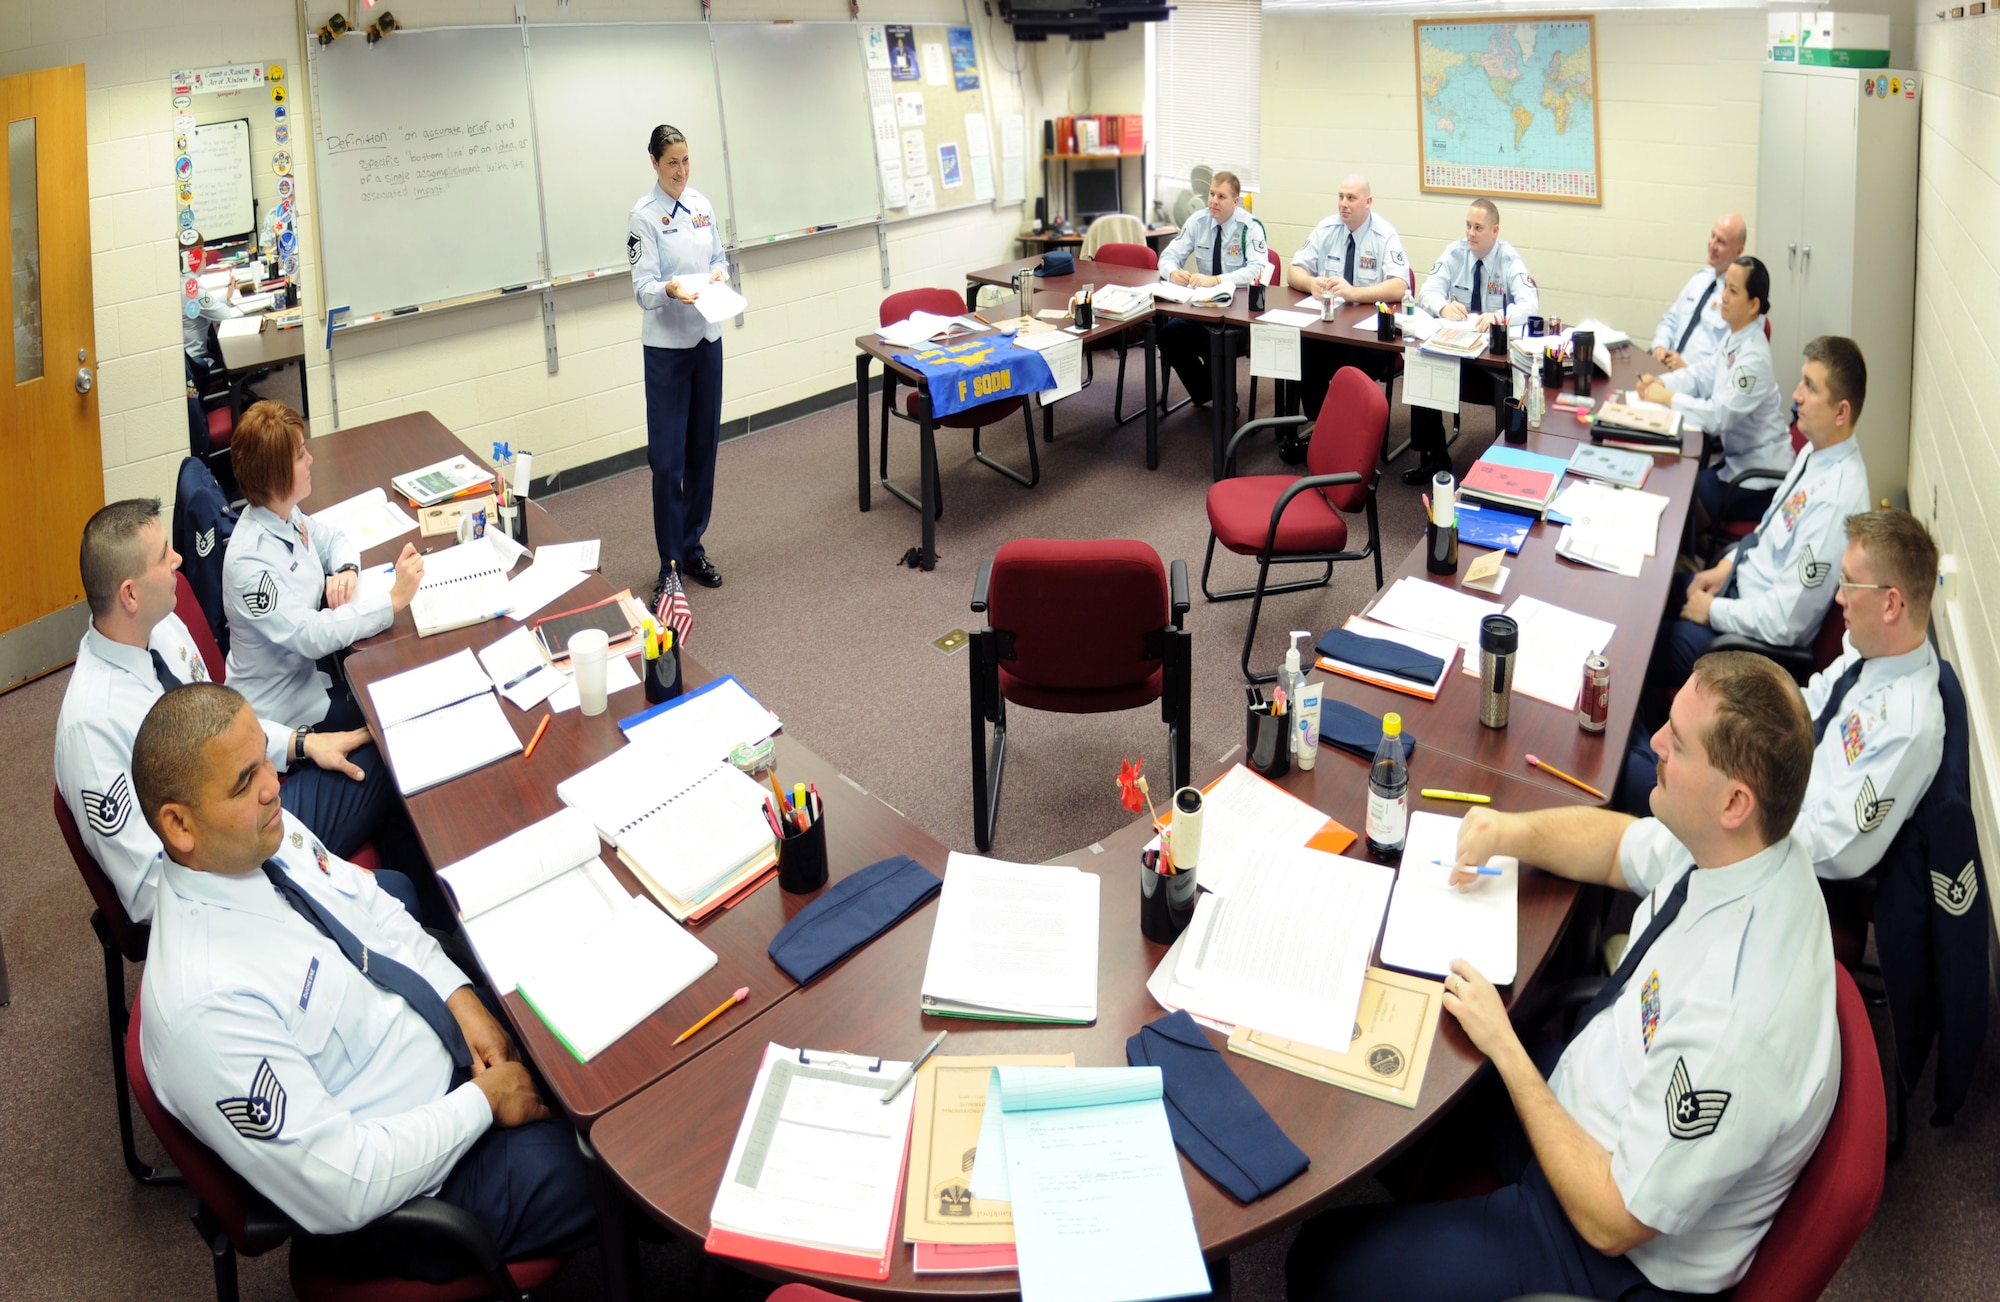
[0,65,99,690]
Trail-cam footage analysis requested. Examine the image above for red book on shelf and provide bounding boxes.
[1119,114,1145,150]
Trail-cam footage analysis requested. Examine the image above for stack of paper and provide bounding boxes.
[1550,482,1673,577]
[1486,595,1618,707]
[879,311,984,347]
[1459,446,1569,516]
[1154,847,1393,1050]
[1169,764,1348,896]
[1317,616,1458,700]
[517,896,718,1062]
[707,1043,918,1280]
[1228,967,1445,1108]
[972,1067,1208,1302]
[1367,575,1505,664]
[1087,283,1153,320]
[1420,323,1490,359]
[365,649,523,795]
[1378,813,1520,983]
[308,487,418,551]
[920,854,1099,1024]
[619,674,782,761]
[436,808,627,990]
[475,627,567,711]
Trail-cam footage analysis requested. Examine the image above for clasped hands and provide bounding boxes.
[447,987,550,1127]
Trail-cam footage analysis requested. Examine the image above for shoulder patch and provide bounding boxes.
[194,526,216,558]
[82,774,134,837]
[1932,860,1980,918]
[1732,365,1754,392]
[216,1059,287,1141]
[1854,776,1894,833]
[1797,544,1832,588]
[626,231,641,266]
[1664,1056,1730,1140]
[244,571,278,616]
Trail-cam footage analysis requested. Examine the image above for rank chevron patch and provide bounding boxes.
[244,571,278,616]
[194,526,216,557]
[82,774,134,837]
[1854,777,1894,833]
[216,1059,287,1140]
[1797,544,1833,588]
[1932,860,1980,918]
[1664,1056,1730,1140]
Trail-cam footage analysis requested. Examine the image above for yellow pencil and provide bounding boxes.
[1421,789,1492,804]
[673,986,750,1046]
[1526,753,1607,801]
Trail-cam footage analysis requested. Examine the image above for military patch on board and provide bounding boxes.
[216,1060,287,1140]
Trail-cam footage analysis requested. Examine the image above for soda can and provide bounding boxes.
[1579,654,1610,733]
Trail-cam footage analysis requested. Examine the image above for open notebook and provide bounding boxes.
[555,740,777,921]
[1378,812,1520,984]
[365,648,522,795]
[436,808,717,1062]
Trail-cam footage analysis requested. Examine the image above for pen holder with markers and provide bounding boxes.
[777,811,828,894]
[1138,852,1199,945]
[1245,699,1290,779]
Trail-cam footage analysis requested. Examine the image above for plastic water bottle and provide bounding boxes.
[1366,712,1409,859]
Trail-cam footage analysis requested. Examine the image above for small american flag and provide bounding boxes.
[655,563,694,646]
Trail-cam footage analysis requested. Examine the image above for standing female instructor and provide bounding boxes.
[630,124,729,598]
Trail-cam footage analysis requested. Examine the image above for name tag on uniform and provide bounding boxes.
[299,956,319,1010]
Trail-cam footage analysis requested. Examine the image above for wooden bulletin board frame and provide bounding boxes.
[874,20,1000,220]
[1412,15,1602,206]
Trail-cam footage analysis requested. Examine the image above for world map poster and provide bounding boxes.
[1415,17,1601,205]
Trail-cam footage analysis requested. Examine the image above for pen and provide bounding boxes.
[1431,859,1503,876]
[1526,753,1607,801]
[762,797,783,838]
[881,1030,949,1104]
[522,712,551,759]
[672,986,750,1046]
[1421,789,1492,804]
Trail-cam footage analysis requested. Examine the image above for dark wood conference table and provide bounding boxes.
[591,747,1584,1299]
[854,258,1164,571]
[1314,422,1699,807]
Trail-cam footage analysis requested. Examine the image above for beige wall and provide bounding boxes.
[1908,10,2000,880]
[1259,10,1766,348]
[39,0,1071,508]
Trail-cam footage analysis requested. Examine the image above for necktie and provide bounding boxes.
[1343,233,1357,285]
[1568,865,1695,1044]
[1722,449,1811,599]
[1674,277,1717,356]
[1210,223,1223,278]
[1812,659,1867,744]
[1469,259,1484,316]
[263,861,472,1069]
[149,649,182,693]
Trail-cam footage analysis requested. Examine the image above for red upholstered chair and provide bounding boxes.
[877,288,1041,523]
[1729,963,1886,1301]
[124,995,565,1302]
[1705,591,1847,687]
[175,570,227,683]
[1202,366,1388,682]
[1090,241,1165,425]
[969,539,1191,852]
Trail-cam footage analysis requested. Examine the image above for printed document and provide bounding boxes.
[308,487,418,551]
[1401,346,1460,414]
[365,647,493,728]
[533,540,601,571]
[1249,323,1302,381]
[709,1043,917,1258]
[1367,575,1504,662]
[1378,812,1519,983]
[1170,847,1394,1051]
[920,854,1099,1023]
[504,562,589,622]
[516,895,717,1062]
[437,808,635,994]
[1180,764,1337,897]
[1492,595,1617,708]
[995,1066,1209,1302]
[620,674,783,760]
[381,692,522,796]
[679,278,748,323]
[476,627,566,711]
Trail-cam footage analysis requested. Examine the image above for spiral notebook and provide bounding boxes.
[554,739,778,920]
[409,540,514,637]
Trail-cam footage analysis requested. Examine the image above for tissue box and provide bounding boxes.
[1800,12,1890,66]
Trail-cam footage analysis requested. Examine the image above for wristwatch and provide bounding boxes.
[292,726,312,764]
[333,563,359,576]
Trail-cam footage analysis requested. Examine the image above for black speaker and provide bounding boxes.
[1034,197,1047,232]
[1043,119,1056,153]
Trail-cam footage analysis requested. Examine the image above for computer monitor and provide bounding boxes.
[1072,168,1121,222]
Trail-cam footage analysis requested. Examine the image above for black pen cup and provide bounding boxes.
[777,815,828,893]
[1572,330,1595,397]
[1247,283,1266,312]
[1489,319,1508,355]
[1502,396,1529,445]
[1426,516,1460,574]
[1246,703,1290,778]
[1074,299,1094,329]
[1139,857,1200,945]
[1376,308,1396,342]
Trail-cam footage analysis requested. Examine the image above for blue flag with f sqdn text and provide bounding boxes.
[895,333,1055,418]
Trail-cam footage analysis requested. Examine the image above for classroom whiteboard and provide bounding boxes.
[188,118,254,241]
[311,27,543,317]
[528,23,728,279]
[709,23,882,244]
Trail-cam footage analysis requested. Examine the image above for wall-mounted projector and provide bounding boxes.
[999,0,1176,42]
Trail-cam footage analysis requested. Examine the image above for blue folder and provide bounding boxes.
[1453,501,1531,554]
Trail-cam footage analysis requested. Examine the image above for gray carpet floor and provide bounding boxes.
[1,352,1992,1299]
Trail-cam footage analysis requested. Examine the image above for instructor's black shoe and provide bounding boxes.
[1400,456,1452,487]
[682,554,723,588]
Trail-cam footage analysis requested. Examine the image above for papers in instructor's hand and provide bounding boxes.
[921,854,1098,1024]
[680,278,748,323]
[1378,813,1519,984]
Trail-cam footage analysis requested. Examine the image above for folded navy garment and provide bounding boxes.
[767,855,941,986]
[1315,627,1446,685]
[1126,1010,1310,1203]
[1320,698,1418,762]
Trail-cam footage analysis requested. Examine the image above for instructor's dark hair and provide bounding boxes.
[1732,255,1771,318]
[647,124,687,162]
